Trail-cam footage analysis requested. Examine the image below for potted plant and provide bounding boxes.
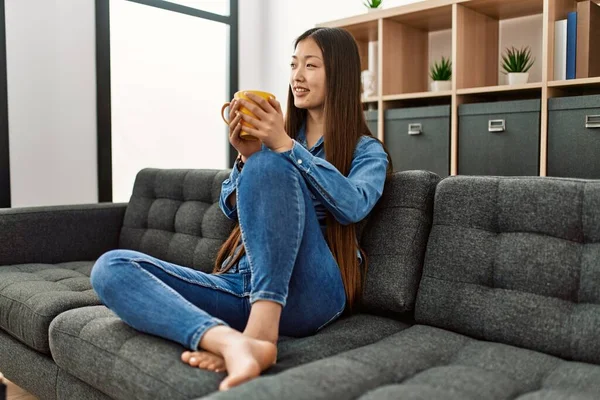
[429,56,452,91]
[364,0,382,12]
[501,45,535,85]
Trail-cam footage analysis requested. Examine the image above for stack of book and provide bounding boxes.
[554,0,600,80]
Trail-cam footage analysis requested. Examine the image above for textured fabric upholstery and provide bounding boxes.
[200,325,600,400]
[118,168,235,273]
[0,261,98,353]
[0,203,126,266]
[359,170,440,314]
[49,306,408,400]
[0,330,59,400]
[415,176,600,364]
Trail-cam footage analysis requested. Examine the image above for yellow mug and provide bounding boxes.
[221,90,275,141]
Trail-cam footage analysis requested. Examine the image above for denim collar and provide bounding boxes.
[297,122,324,153]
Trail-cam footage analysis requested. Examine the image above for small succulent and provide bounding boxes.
[501,46,535,73]
[364,0,383,9]
[430,56,452,81]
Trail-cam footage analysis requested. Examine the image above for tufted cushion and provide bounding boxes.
[49,306,408,400]
[201,325,600,400]
[359,170,440,314]
[118,169,235,273]
[0,261,98,353]
[415,176,600,364]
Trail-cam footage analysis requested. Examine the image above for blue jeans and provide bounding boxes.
[90,150,347,351]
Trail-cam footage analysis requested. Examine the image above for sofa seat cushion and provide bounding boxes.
[48,306,409,400]
[0,261,99,354]
[201,325,600,400]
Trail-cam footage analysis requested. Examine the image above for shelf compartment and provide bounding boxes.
[455,1,544,90]
[381,6,453,96]
[343,20,379,73]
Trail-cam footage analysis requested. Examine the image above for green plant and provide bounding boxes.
[429,56,452,81]
[501,46,535,73]
[363,0,383,9]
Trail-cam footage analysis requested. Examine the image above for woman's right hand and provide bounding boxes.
[228,99,262,160]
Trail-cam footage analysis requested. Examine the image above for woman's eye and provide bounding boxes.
[307,64,315,68]
[290,63,297,68]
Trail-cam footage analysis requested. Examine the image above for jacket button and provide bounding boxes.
[297,159,303,165]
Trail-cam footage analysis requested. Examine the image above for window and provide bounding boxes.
[97,0,238,202]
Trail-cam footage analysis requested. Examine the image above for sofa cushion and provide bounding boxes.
[201,325,600,400]
[359,170,440,314]
[0,261,99,354]
[415,176,600,364]
[119,169,234,273]
[48,305,409,400]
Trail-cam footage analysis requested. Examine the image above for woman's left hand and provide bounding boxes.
[237,93,294,153]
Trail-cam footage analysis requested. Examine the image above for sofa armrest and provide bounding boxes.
[0,203,127,266]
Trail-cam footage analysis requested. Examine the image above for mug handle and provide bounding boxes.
[221,102,231,124]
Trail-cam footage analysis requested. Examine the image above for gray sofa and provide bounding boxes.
[0,167,599,399]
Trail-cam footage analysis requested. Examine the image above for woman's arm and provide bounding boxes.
[219,156,243,220]
[281,136,389,225]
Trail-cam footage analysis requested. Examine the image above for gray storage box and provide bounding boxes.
[384,105,450,177]
[365,110,378,137]
[458,99,540,176]
[548,94,600,179]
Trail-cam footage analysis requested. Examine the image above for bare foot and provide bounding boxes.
[181,350,225,373]
[218,336,277,391]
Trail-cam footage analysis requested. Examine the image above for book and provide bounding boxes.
[576,1,600,78]
[566,11,577,79]
[554,19,567,80]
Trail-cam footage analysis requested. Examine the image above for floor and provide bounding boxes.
[2,377,38,400]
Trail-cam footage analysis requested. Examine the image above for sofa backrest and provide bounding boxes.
[415,175,600,364]
[119,168,235,273]
[359,170,440,315]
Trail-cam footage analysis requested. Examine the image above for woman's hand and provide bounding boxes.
[228,99,262,160]
[237,93,294,153]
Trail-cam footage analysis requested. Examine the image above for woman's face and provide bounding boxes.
[290,38,326,111]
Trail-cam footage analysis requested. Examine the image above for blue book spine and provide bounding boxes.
[566,11,577,79]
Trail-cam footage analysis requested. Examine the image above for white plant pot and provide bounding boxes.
[431,80,452,92]
[507,72,529,85]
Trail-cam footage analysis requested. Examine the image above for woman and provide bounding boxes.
[90,27,392,391]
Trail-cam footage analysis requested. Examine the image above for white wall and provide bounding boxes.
[5,0,98,208]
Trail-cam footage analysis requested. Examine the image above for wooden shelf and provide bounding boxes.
[383,91,452,101]
[387,4,453,31]
[463,0,544,19]
[362,96,380,103]
[342,20,379,42]
[548,76,600,88]
[457,83,543,94]
[319,0,600,177]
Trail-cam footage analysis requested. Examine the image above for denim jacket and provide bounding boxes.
[219,124,388,231]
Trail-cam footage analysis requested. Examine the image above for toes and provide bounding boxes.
[181,351,191,362]
[189,357,200,367]
[198,359,211,369]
